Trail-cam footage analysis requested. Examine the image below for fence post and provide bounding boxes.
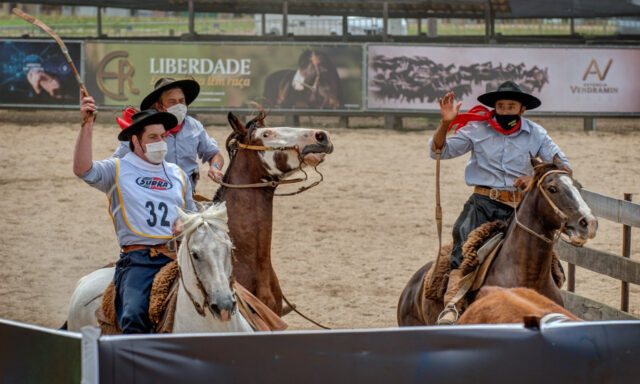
[567,263,575,292]
[583,117,596,131]
[621,193,632,312]
[339,116,349,128]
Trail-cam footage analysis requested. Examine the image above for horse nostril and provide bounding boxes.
[315,131,327,144]
[579,218,588,228]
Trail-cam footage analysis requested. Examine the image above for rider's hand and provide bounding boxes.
[172,218,183,236]
[208,164,223,182]
[438,91,462,124]
[80,95,97,124]
[514,175,533,190]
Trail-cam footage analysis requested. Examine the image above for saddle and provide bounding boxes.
[423,221,566,304]
[97,261,287,334]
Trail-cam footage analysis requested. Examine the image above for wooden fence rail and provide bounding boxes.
[554,189,639,320]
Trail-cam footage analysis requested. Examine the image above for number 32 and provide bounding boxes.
[145,201,171,227]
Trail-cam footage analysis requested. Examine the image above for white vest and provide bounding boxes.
[114,156,186,240]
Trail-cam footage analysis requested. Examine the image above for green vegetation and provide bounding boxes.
[0,13,620,38]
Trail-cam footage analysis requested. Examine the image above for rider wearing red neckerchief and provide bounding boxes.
[428,81,572,325]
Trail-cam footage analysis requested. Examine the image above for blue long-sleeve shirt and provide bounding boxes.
[113,115,220,190]
[428,118,570,191]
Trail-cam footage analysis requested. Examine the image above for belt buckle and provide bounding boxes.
[489,189,499,200]
[166,238,179,253]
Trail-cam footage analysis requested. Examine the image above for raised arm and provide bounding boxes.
[73,96,97,176]
[431,91,462,151]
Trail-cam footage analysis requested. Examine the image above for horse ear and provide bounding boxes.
[227,112,247,137]
[175,206,190,224]
[530,153,543,168]
[552,153,573,176]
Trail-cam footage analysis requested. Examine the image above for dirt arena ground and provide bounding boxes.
[0,111,638,330]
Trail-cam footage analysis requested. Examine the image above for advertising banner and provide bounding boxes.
[367,45,640,113]
[85,42,362,111]
[0,40,82,107]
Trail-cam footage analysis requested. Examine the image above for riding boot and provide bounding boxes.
[437,269,465,325]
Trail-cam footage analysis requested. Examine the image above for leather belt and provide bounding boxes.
[474,186,522,205]
[121,241,181,260]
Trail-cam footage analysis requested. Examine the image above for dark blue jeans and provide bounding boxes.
[113,249,172,334]
[450,193,514,269]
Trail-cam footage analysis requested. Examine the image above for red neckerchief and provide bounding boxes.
[166,122,184,136]
[448,105,521,135]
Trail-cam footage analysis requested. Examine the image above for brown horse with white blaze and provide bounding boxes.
[397,155,597,326]
[213,110,333,315]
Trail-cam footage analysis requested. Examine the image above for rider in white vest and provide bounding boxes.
[74,96,196,333]
[112,77,224,192]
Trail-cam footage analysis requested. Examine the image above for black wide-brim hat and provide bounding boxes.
[140,77,200,111]
[117,110,178,141]
[477,80,541,110]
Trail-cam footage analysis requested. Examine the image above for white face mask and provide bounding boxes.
[144,140,167,164]
[166,103,187,125]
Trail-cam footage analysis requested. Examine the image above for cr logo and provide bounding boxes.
[96,50,140,100]
[582,59,613,81]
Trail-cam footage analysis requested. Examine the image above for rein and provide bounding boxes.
[513,170,570,244]
[215,140,325,196]
[427,148,443,287]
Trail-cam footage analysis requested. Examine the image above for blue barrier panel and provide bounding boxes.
[92,321,640,384]
[0,319,81,384]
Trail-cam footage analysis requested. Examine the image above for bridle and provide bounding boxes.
[215,122,325,196]
[513,169,571,244]
[177,222,235,317]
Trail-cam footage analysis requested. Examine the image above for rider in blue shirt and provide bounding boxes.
[428,81,571,324]
[113,78,224,193]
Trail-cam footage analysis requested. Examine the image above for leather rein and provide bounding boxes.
[215,141,324,196]
[513,169,570,244]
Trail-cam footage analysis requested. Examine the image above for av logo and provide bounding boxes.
[96,50,140,100]
[582,59,613,81]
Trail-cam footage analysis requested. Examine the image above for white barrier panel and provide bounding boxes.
[367,44,640,114]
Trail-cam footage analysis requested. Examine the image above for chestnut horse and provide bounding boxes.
[397,156,597,326]
[212,110,333,315]
[457,286,580,325]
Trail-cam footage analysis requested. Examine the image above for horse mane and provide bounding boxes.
[523,159,561,193]
[179,203,230,245]
[214,105,271,202]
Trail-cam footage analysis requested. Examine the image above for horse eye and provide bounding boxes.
[548,186,558,193]
[262,132,269,138]
[191,251,199,260]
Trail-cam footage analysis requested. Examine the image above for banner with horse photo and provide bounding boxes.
[85,42,363,111]
[0,39,82,107]
[367,45,640,114]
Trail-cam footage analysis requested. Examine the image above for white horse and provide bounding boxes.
[66,202,253,333]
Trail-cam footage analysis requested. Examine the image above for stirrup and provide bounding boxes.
[436,303,459,325]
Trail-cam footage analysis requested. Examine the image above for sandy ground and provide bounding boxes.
[0,113,638,330]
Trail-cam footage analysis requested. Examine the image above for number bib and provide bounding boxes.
[115,158,186,239]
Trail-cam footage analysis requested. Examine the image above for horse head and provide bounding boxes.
[526,155,598,246]
[176,202,236,321]
[292,50,321,91]
[226,108,333,178]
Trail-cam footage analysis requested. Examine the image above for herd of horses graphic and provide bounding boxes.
[369,54,549,104]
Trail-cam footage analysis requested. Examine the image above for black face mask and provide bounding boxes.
[495,114,521,131]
